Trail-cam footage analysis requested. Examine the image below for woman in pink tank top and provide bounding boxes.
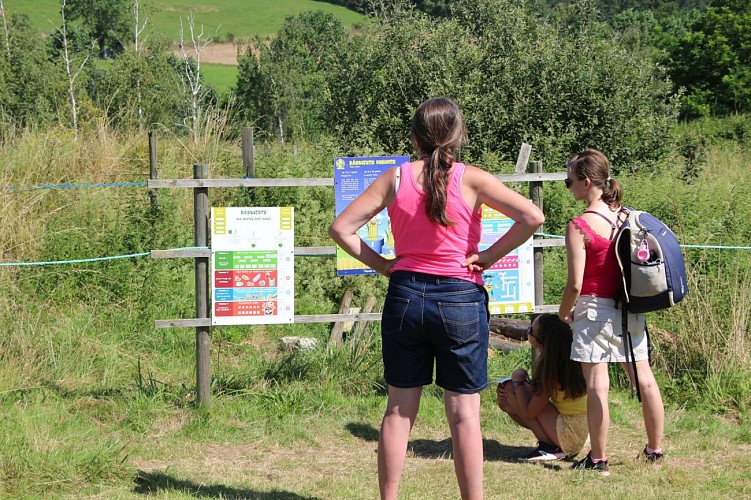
[330,97,544,499]
[559,149,665,475]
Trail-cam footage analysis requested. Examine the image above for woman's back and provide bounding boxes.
[573,212,621,298]
[551,388,587,416]
[389,161,483,283]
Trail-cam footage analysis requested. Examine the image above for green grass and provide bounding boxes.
[203,62,238,94]
[1,315,749,497]
[1,121,750,497]
[6,0,364,95]
[5,0,365,39]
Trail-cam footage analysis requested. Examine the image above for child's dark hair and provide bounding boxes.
[566,149,623,209]
[530,313,587,400]
[410,96,467,226]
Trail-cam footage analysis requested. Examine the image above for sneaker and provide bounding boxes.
[641,447,664,463]
[570,452,610,476]
[518,443,568,462]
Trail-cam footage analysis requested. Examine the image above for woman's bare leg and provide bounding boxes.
[445,390,483,500]
[582,362,610,458]
[378,385,422,500]
[622,360,664,451]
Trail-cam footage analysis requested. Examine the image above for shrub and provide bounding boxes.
[322,0,679,173]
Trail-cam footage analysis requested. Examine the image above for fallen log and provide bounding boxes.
[489,317,531,341]
[489,331,527,354]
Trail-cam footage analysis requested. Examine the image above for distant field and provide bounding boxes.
[6,0,364,95]
[5,0,365,39]
[202,62,238,94]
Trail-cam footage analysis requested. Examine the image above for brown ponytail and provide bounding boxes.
[410,97,467,226]
[566,149,623,209]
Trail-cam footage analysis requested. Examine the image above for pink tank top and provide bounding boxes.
[572,216,621,298]
[388,162,484,285]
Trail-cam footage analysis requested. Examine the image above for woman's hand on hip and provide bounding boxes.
[462,250,491,273]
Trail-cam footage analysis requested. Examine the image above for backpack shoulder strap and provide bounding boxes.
[616,207,630,229]
[583,210,618,240]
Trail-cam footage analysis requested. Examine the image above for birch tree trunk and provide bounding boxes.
[132,0,148,130]
[58,0,90,141]
[178,10,215,144]
[0,0,11,61]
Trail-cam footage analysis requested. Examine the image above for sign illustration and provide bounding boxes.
[480,206,535,314]
[334,155,409,275]
[211,207,294,325]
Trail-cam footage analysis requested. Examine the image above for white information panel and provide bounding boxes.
[211,207,294,325]
[480,206,535,314]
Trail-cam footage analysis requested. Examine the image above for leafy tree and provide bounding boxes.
[413,0,453,17]
[95,36,184,129]
[663,0,751,116]
[0,14,60,129]
[324,8,482,154]
[537,0,708,20]
[320,0,678,173]
[236,11,346,142]
[67,0,130,57]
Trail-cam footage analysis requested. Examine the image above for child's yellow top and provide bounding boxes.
[550,390,587,415]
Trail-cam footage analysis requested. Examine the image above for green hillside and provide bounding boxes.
[4,0,365,39]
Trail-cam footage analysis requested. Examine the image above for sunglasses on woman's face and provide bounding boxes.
[527,327,542,344]
[564,178,574,188]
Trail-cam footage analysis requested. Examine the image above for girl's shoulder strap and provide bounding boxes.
[583,210,617,240]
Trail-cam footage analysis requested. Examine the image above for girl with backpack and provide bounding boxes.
[559,149,665,476]
[496,313,589,462]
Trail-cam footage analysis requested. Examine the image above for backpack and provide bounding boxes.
[613,208,688,313]
[612,208,688,401]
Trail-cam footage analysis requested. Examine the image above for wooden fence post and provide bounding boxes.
[530,160,544,307]
[329,290,354,346]
[194,163,211,407]
[529,160,544,363]
[242,127,254,178]
[148,130,158,207]
[351,295,378,344]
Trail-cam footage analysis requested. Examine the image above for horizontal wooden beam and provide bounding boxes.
[533,238,566,248]
[151,246,336,259]
[147,172,567,189]
[149,178,333,188]
[151,240,563,260]
[154,305,560,329]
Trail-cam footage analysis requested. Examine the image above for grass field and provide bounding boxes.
[203,62,238,94]
[1,124,749,498]
[5,0,364,96]
[5,0,365,38]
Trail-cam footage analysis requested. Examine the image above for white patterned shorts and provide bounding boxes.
[570,295,648,363]
[556,413,589,457]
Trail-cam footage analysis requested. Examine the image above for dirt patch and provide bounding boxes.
[175,42,239,66]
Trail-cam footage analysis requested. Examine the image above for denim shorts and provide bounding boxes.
[381,271,490,394]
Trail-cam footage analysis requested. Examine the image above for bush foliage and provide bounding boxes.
[239,0,679,173]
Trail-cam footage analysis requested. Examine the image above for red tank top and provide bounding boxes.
[572,216,621,298]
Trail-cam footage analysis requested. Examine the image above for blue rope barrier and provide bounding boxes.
[532,232,751,250]
[681,244,751,250]
[0,252,150,267]
[1,241,750,268]
[1,181,147,191]
[0,247,210,267]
